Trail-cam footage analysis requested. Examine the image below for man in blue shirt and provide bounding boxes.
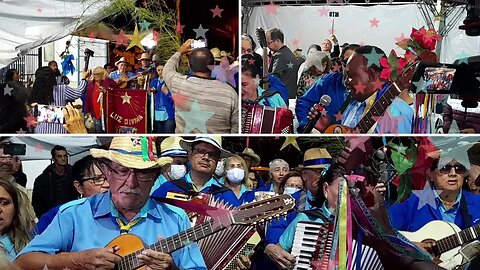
[14,136,206,270]
[152,136,240,207]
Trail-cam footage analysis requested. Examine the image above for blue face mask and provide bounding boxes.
[284,187,300,195]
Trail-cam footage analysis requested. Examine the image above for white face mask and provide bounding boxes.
[215,161,225,176]
[168,164,186,180]
[284,187,300,195]
[226,168,245,184]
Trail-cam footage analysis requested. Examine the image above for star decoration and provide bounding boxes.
[193,24,209,39]
[335,112,343,122]
[395,33,407,43]
[139,20,151,31]
[353,82,366,94]
[412,181,441,210]
[248,58,255,65]
[177,100,214,133]
[176,23,185,34]
[412,76,426,93]
[318,7,329,16]
[364,47,383,67]
[328,29,336,35]
[316,78,324,86]
[265,1,279,16]
[369,18,380,28]
[121,92,132,104]
[211,5,223,18]
[287,62,294,69]
[172,91,189,108]
[152,30,160,43]
[292,38,300,48]
[254,77,262,85]
[430,137,477,169]
[347,136,369,153]
[448,120,460,134]
[4,84,13,96]
[455,51,469,64]
[395,142,408,155]
[88,32,96,42]
[332,62,342,72]
[372,110,403,135]
[37,8,43,13]
[16,128,26,134]
[359,41,365,47]
[126,24,148,51]
[24,114,37,128]
[113,29,129,48]
[370,78,384,91]
[143,0,148,7]
[280,137,300,151]
[35,143,43,152]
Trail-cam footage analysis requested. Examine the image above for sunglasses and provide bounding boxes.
[439,164,467,174]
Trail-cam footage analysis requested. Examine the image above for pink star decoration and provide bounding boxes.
[395,33,406,43]
[370,18,380,28]
[335,112,343,122]
[332,63,342,72]
[265,1,279,16]
[172,91,189,109]
[211,5,224,18]
[347,136,370,153]
[24,114,37,128]
[88,32,96,42]
[35,143,43,153]
[113,29,129,48]
[176,23,185,34]
[353,82,366,94]
[292,38,300,48]
[37,8,43,13]
[328,28,336,35]
[152,30,160,43]
[318,7,329,16]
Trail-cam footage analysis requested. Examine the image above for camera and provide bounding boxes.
[3,143,26,156]
[191,39,208,49]
[410,57,480,106]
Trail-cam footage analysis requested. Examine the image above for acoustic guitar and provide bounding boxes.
[324,51,437,134]
[400,220,480,269]
[255,27,270,90]
[117,74,141,89]
[105,194,295,270]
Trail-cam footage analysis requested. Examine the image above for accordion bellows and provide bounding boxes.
[242,104,294,134]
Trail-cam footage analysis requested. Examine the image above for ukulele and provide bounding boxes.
[324,51,437,134]
[105,194,295,270]
[255,27,270,90]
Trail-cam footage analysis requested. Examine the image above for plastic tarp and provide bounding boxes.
[246,4,480,63]
[0,0,113,68]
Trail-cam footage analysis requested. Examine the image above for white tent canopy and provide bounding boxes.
[246,4,480,63]
[0,0,113,68]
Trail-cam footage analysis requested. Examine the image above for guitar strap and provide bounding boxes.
[460,195,472,227]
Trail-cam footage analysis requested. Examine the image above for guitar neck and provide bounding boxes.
[435,223,480,254]
[118,218,229,270]
[355,83,400,133]
[263,48,268,78]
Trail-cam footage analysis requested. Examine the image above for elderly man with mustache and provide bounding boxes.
[14,137,207,270]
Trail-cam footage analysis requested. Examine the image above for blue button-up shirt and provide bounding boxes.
[1,234,15,261]
[109,70,135,81]
[436,189,462,224]
[15,192,207,269]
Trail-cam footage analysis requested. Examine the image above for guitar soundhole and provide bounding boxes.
[333,126,342,134]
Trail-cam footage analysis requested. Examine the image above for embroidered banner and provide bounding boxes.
[106,89,147,133]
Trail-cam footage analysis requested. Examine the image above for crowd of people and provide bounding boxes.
[0,135,479,269]
[0,39,239,134]
[241,27,480,134]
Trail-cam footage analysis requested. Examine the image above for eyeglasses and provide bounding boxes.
[192,148,221,161]
[81,175,107,186]
[267,40,276,45]
[439,164,467,174]
[302,168,323,175]
[241,48,254,54]
[102,162,158,182]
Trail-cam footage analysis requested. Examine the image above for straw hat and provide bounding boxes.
[138,53,151,61]
[91,137,172,169]
[210,47,221,61]
[305,51,329,72]
[180,136,232,159]
[303,148,332,169]
[152,54,161,62]
[239,148,261,166]
[160,136,188,157]
[115,57,129,66]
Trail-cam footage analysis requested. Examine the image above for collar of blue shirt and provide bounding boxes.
[185,173,222,191]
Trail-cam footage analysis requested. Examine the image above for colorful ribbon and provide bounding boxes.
[116,217,142,234]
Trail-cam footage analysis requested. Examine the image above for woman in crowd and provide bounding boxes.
[0,178,35,261]
[256,158,290,194]
[5,68,29,105]
[84,67,115,133]
[33,155,109,235]
[28,66,87,134]
[296,51,331,98]
[149,64,175,133]
[279,170,304,195]
[223,155,250,199]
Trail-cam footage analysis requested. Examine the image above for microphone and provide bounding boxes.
[303,95,332,133]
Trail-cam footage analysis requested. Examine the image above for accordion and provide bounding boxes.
[291,221,383,270]
[241,104,293,134]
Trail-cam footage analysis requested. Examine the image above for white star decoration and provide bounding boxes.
[177,100,214,133]
[121,92,131,104]
[287,62,294,69]
[4,84,12,96]
[412,181,442,210]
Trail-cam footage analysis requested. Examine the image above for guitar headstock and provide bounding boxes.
[255,27,268,49]
[395,51,438,91]
[233,194,295,225]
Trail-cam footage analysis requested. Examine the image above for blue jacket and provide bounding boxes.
[151,176,240,207]
[149,78,175,120]
[295,72,348,132]
[33,205,61,235]
[267,74,290,106]
[389,190,480,232]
